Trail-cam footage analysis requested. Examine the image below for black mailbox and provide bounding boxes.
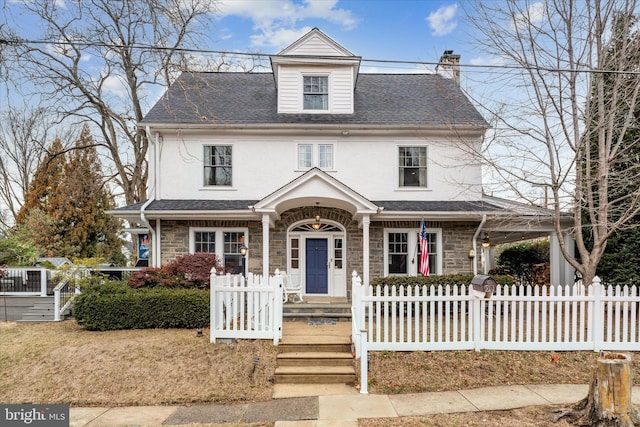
[470,275,497,299]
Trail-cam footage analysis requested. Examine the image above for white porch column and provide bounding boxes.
[550,231,575,286]
[362,215,370,286]
[262,214,270,278]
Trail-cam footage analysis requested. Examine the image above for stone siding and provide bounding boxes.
[158,215,479,278]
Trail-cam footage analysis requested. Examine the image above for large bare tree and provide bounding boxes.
[0,106,55,229]
[1,0,215,206]
[465,0,640,286]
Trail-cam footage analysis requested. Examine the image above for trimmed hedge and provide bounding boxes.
[370,274,515,289]
[73,282,209,331]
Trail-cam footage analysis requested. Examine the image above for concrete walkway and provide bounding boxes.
[67,383,640,426]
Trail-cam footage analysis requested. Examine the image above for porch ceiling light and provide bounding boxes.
[312,214,321,230]
[481,233,491,248]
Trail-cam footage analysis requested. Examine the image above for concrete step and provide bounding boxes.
[274,365,357,384]
[276,331,355,385]
[279,336,352,354]
[283,302,351,321]
[277,352,354,367]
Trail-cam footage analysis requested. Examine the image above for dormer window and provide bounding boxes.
[303,76,328,110]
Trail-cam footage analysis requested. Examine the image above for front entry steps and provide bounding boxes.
[275,334,357,385]
[282,296,351,321]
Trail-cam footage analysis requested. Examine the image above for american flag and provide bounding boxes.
[419,218,430,276]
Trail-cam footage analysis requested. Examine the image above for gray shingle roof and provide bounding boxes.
[112,199,504,213]
[141,72,487,127]
[111,200,258,212]
[372,200,505,212]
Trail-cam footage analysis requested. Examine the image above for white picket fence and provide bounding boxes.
[351,273,640,394]
[210,270,284,344]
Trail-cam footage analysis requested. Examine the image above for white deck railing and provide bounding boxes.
[0,267,50,296]
[210,270,284,344]
[351,274,640,394]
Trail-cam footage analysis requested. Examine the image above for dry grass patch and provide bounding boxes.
[364,349,624,394]
[2,319,639,418]
[0,321,277,406]
[359,405,574,427]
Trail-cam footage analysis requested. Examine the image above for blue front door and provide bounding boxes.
[306,238,328,294]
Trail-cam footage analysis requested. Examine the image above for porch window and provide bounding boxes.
[334,238,343,269]
[194,231,216,253]
[385,228,441,276]
[303,76,328,110]
[417,231,437,276]
[204,145,232,186]
[388,233,408,274]
[223,232,245,275]
[291,238,299,269]
[399,146,427,187]
[190,228,248,274]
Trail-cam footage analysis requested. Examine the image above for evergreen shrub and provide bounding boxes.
[370,274,515,293]
[73,281,209,331]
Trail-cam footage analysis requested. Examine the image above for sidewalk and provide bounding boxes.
[68,383,634,427]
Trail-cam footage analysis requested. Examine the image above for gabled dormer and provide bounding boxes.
[270,28,361,114]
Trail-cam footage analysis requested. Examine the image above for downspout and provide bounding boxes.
[138,126,160,267]
[471,215,487,276]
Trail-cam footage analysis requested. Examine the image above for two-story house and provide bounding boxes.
[111,28,575,298]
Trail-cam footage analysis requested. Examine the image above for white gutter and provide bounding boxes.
[471,215,487,276]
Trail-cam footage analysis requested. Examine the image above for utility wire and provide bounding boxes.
[2,37,640,76]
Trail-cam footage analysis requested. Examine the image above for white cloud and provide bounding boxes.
[250,26,313,49]
[216,0,359,49]
[512,2,547,30]
[426,4,458,36]
[101,74,129,99]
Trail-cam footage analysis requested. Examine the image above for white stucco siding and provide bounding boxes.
[277,65,354,114]
[156,133,483,202]
[335,137,482,200]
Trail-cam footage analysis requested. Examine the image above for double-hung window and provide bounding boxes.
[297,143,334,170]
[303,76,328,110]
[399,146,427,188]
[190,228,247,275]
[385,228,440,275]
[204,145,232,186]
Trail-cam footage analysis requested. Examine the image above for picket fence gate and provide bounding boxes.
[210,270,284,344]
[350,273,640,394]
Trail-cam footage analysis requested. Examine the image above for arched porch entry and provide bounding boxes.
[287,219,347,297]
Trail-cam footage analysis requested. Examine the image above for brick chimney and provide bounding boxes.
[435,50,460,84]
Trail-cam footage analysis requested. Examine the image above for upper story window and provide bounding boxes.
[204,145,232,186]
[319,144,333,169]
[297,143,334,170]
[399,146,427,188]
[298,144,313,168]
[303,76,328,110]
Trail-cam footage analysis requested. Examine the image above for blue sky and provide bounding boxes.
[211,0,479,73]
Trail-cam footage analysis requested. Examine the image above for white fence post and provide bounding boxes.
[591,276,603,352]
[472,284,482,351]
